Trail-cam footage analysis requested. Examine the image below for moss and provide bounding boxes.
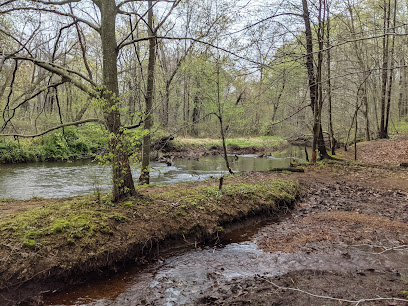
[23,238,37,249]
[0,174,300,292]
[109,213,128,222]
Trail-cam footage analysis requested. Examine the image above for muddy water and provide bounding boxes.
[45,219,408,306]
[0,145,308,200]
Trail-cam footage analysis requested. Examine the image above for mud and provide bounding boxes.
[197,158,408,304]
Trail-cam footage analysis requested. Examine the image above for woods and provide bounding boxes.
[2,1,408,304]
[1,0,408,198]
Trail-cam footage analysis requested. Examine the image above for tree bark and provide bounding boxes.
[139,0,156,185]
[326,4,335,155]
[385,0,397,135]
[99,0,136,201]
[302,0,329,162]
[379,0,391,138]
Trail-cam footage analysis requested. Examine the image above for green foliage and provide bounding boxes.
[393,117,408,135]
[0,124,108,164]
[174,136,286,149]
[23,238,37,249]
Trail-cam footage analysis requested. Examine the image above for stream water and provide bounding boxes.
[44,218,408,305]
[0,145,308,200]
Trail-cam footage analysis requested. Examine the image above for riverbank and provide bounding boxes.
[0,127,287,164]
[0,175,300,305]
[165,136,288,159]
[195,138,408,305]
[42,158,408,305]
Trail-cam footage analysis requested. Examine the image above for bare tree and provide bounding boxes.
[0,0,179,201]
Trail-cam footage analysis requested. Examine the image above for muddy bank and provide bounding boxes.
[0,175,299,305]
[196,158,408,304]
[197,270,407,305]
[44,161,408,305]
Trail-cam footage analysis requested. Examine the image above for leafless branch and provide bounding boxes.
[31,0,80,5]
[12,56,97,89]
[117,0,176,10]
[1,6,100,32]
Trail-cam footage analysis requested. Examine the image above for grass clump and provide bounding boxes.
[0,196,111,249]
[393,117,408,135]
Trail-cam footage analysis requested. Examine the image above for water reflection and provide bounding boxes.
[0,146,309,200]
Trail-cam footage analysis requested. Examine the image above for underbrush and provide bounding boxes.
[0,124,108,163]
[393,117,408,135]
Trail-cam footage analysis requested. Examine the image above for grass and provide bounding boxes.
[0,175,299,290]
[392,117,408,136]
[174,136,287,148]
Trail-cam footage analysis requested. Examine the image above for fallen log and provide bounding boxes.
[269,168,305,173]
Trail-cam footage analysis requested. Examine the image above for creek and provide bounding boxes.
[0,145,308,200]
[44,217,408,305]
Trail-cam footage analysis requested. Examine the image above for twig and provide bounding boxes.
[351,243,408,255]
[257,275,408,305]
[0,118,104,138]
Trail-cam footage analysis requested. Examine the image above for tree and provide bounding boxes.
[301,0,329,162]
[0,0,179,201]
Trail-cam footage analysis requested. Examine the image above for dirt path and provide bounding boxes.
[198,139,408,305]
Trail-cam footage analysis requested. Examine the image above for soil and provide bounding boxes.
[197,137,408,305]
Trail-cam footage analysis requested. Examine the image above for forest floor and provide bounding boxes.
[197,136,408,305]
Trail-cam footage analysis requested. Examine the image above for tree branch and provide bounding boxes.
[11,56,97,94]
[31,0,80,4]
[0,119,104,138]
[1,6,100,32]
[117,0,176,10]
[257,275,408,305]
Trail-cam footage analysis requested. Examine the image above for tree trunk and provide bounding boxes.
[379,0,391,138]
[302,0,328,162]
[385,0,397,135]
[302,0,318,163]
[139,0,156,185]
[99,0,136,201]
[191,93,200,136]
[326,4,335,155]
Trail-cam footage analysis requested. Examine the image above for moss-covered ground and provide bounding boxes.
[0,174,300,303]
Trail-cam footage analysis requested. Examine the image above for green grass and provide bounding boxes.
[0,195,114,250]
[0,177,299,252]
[0,175,300,288]
[174,136,286,148]
[393,117,408,135]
